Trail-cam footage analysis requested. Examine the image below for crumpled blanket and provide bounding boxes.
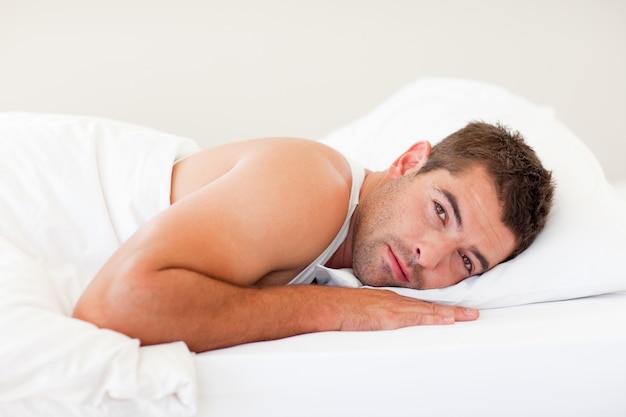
[0,113,200,416]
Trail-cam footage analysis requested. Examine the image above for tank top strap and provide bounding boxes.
[287,157,365,285]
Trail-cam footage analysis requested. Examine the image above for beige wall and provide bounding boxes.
[1,0,624,181]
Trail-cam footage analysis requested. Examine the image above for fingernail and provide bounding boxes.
[444,316,455,324]
[464,308,478,317]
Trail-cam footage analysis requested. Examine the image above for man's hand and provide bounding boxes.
[328,287,479,331]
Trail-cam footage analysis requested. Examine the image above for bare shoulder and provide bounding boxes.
[171,137,351,203]
[147,137,354,286]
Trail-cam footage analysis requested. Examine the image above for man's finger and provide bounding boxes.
[453,307,480,322]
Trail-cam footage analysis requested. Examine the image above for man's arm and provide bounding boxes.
[73,259,478,352]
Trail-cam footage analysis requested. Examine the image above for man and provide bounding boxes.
[73,122,554,352]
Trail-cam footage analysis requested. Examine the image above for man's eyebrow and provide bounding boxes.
[440,189,462,227]
[439,188,490,272]
[470,247,490,272]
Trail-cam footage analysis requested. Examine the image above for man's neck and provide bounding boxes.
[324,169,388,269]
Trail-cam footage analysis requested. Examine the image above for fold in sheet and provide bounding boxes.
[0,113,200,416]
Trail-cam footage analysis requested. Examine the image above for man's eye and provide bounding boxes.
[434,202,446,222]
[460,253,473,274]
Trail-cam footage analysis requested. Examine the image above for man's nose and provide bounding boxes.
[415,237,454,270]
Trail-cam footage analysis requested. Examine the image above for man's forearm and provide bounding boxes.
[73,265,346,351]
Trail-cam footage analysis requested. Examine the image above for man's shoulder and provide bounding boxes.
[243,137,348,170]
[171,137,352,203]
[245,138,354,216]
[166,137,355,286]
[254,137,352,187]
[207,137,353,201]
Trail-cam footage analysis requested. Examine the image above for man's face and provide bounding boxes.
[351,165,516,289]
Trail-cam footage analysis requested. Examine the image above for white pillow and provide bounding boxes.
[321,78,626,308]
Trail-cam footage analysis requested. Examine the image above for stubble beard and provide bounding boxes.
[351,176,426,289]
[351,211,425,289]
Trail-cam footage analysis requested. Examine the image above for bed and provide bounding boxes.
[1,78,625,417]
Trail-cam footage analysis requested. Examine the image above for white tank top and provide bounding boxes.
[287,157,365,285]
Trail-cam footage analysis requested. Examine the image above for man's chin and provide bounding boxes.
[356,274,408,289]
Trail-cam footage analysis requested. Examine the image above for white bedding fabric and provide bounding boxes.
[0,113,200,416]
[194,291,626,417]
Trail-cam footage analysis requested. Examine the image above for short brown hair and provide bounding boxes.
[418,121,554,259]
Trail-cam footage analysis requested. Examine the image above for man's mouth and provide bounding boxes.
[388,246,409,284]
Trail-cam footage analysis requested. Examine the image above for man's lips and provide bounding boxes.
[388,246,409,283]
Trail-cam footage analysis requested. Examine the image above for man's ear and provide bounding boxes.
[387,141,432,179]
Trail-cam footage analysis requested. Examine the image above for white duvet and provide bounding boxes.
[0,113,200,416]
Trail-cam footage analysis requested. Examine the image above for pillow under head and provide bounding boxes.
[321,77,626,308]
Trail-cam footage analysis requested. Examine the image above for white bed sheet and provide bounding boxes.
[194,292,626,417]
